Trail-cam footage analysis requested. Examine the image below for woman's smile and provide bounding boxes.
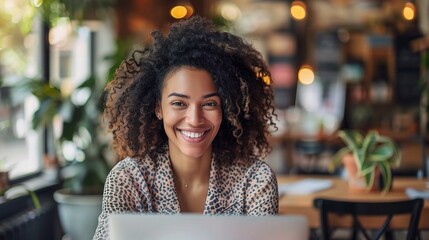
[178,129,210,140]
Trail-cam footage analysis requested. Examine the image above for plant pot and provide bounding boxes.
[54,189,102,240]
[342,154,381,193]
[0,171,10,203]
[0,171,9,190]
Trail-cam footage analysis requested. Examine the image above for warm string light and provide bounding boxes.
[298,65,314,85]
[290,1,306,20]
[171,6,187,19]
[170,3,194,19]
[402,2,415,21]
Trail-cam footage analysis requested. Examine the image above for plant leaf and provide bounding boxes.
[364,168,375,189]
[375,135,401,166]
[360,162,374,177]
[362,130,378,153]
[330,147,351,172]
[368,143,394,162]
[379,161,392,193]
[338,130,363,150]
[76,76,96,90]
[32,98,61,129]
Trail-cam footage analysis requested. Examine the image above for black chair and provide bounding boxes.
[294,139,326,173]
[313,198,424,240]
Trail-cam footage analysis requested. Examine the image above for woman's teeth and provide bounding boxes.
[181,130,205,138]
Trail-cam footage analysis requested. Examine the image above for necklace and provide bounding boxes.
[173,173,192,189]
[176,178,205,189]
[172,171,209,189]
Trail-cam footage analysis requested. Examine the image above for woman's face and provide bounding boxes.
[158,67,222,159]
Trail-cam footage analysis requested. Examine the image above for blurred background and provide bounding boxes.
[1,0,427,180]
[0,0,429,239]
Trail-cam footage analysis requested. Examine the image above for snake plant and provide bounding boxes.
[331,130,401,193]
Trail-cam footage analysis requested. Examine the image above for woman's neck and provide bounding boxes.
[168,147,212,188]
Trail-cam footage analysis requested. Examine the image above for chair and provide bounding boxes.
[313,198,424,240]
[294,139,326,173]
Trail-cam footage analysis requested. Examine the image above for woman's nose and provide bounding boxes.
[186,105,204,125]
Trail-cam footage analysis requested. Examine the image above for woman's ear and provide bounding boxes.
[155,104,162,120]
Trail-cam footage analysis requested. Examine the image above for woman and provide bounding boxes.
[94,16,278,239]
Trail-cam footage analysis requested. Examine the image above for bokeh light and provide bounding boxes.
[171,5,188,19]
[402,2,415,21]
[298,65,314,85]
[290,1,306,20]
[32,0,43,7]
[220,3,241,21]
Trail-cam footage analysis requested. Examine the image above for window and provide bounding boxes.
[0,3,44,180]
[0,86,43,180]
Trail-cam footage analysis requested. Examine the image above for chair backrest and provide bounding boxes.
[313,198,424,240]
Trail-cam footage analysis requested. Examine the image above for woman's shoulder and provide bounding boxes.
[106,157,142,179]
[246,157,275,175]
[106,154,169,187]
[224,157,275,178]
[109,154,161,176]
[112,156,143,170]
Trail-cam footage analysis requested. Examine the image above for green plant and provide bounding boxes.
[0,183,41,209]
[14,75,113,194]
[330,130,401,193]
[11,36,133,195]
[36,0,115,24]
[3,0,132,196]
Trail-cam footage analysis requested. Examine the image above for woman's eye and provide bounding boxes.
[204,101,218,107]
[171,101,186,107]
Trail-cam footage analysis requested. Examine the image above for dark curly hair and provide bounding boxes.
[104,16,277,164]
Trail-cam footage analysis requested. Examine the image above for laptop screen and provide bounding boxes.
[109,213,308,240]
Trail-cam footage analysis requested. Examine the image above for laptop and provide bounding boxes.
[109,213,309,240]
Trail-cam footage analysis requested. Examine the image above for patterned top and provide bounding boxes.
[93,151,279,240]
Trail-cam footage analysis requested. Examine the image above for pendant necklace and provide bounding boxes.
[173,172,192,189]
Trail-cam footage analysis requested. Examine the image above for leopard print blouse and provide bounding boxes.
[93,151,279,240]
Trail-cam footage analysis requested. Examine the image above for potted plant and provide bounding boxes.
[13,73,115,239]
[14,33,131,240]
[330,130,401,193]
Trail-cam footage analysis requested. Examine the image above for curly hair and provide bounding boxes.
[104,16,277,164]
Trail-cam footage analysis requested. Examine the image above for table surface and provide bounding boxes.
[277,175,429,229]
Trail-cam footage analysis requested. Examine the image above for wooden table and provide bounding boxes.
[277,175,429,230]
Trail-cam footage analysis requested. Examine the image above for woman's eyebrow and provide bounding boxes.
[167,92,220,99]
[203,92,220,98]
[168,92,189,98]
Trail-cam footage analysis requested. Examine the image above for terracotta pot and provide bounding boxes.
[342,154,380,193]
[0,171,9,191]
[0,171,10,203]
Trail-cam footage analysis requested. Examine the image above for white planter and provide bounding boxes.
[54,189,102,240]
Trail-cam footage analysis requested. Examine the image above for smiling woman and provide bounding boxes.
[93,16,279,240]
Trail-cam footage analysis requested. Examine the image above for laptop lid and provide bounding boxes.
[109,213,308,240]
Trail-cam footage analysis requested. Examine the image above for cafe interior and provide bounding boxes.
[1,0,429,239]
